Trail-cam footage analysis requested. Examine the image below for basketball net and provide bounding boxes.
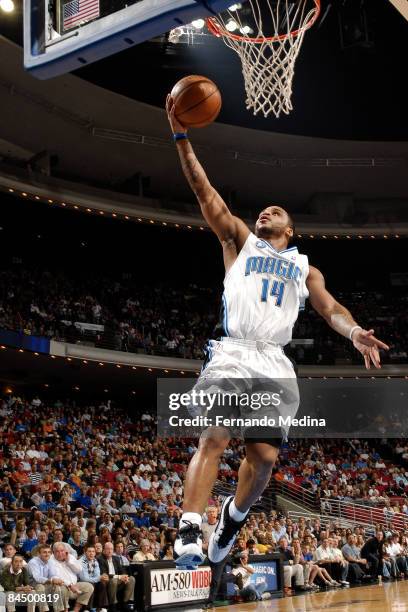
[207,0,320,118]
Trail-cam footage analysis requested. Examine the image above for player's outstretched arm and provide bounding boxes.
[166,95,249,248]
[307,265,389,369]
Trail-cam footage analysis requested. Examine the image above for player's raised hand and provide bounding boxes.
[166,94,187,134]
[352,328,389,369]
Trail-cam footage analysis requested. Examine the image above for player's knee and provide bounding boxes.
[198,432,229,457]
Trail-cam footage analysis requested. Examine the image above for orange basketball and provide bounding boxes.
[171,75,222,128]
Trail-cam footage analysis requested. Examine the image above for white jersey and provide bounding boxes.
[217,232,309,345]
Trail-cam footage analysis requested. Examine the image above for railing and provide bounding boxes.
[320,498,408,531]
[286,510,357,529]
[212,477,320,515]
[269,478,320,512]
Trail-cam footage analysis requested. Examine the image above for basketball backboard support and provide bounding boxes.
[388,0,408,21]
[24,0,242,79]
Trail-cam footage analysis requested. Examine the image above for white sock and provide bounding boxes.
[229,499,249,522]
[180,512,202,529]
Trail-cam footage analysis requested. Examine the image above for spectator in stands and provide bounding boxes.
[384,533,408,577]
[272,520,287,543]
[160,544,174,560]
[231,550,270,602]
[48,542,94,612]
[361,530,384,578]
[291,539,318,590]
[113,542,130,568]
[301,542,336,589]
[10,519,27,549]
[0,554,48,612]
[132,539,155,562]
[0,545,26,570]
[21,526,39,558]
[277,537,310,595]
[53,530,77,558]
[28,544,66,612]
[31,532,49,558]
[313,537,341,586]
[97,542,135,609]
[201,507,218,553]
[69,528,84,558]
[79,545,109,612]
[341,535,371,583]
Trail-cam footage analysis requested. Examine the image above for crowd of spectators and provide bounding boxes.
[0,269,216,360]
[2,394,408,604]
[0,268,407,364]
[275,440,408,511]
[225,517,408,599]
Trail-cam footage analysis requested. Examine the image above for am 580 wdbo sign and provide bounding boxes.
[150,566,211,606]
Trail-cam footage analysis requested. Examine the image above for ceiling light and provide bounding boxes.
[192,18,205,29]
[0,0,15,13]
[226,19,238,32]
[240,25,252,35]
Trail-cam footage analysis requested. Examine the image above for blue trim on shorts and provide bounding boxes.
[201,340,214,373]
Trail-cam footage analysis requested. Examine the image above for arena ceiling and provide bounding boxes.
[1,35,408,216]
[1,0,408,141]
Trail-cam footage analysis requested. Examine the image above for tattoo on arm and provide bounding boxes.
[177,141,209,196]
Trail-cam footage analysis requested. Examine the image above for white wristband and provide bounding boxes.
[349,325,362,341]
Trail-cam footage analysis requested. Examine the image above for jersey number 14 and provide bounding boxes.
[261,278,285,307]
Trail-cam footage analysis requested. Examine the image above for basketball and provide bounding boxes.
[171,75,222,128]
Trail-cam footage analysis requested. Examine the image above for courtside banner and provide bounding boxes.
[157,377,408,438]
[150,566,211,606]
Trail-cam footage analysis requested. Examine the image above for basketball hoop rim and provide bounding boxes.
[206,0,321,44]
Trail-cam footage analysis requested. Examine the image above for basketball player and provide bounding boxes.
[166,95,389,569]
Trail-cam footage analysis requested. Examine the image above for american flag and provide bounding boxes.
[63,0,100,30]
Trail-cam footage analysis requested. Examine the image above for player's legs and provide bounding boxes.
[208,441,279,564]
[182,427,231,512]
[234,441,279,509]
[174,427,230,568]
